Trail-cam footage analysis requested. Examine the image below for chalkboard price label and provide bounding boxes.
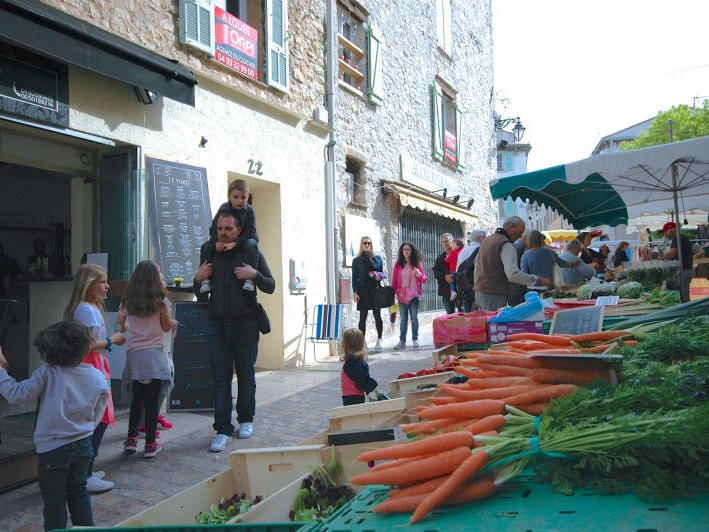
[550,306,604,336]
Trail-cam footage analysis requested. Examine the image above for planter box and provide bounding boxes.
[387,371,455,398]
[327,397,406,432]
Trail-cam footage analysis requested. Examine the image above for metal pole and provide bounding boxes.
[325,0,338,355]
[668,119,686,299]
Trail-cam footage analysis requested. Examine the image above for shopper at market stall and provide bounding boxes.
[521,230,580,283]
[340,328,379,406]
[455,229,486,312]
[508,231,530,306]
[193,212,275,452]
[661,221,693,302]
[433,233,456,314]
[613,241,631,268]
[559,239,597,285]
[474,217,551,311]
[577,231,604,265]
[351,236,386,351]
[391,242,427,349]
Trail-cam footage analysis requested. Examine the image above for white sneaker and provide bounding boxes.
[92,471,105,479]
[413,340,419,348]
[86,475,114,493]
[199,279,212,294]
[372,339,382,352]
[395,340,406,350]
[243,280,255,291]
[238,422,253,439]
[210,434,231,452]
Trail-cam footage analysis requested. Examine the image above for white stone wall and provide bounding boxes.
[334,0,496,279]
[67,67,329,368]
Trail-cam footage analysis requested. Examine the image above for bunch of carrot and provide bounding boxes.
[489,331,637,354]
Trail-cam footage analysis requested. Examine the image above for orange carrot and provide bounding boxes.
[504,384,577,406]
[527,348,583,354]
[475,363,532,377]
[466,376,535,389]
[374,475,496,514]
[530,368,610,385]
[506,333,572,345]
[401,418,457,434]
[484,349,527,357]
[621,340,638,347]
[369,456,427,472]
[463,414,506,434]
[519,342,574,351]
[357,432,474,462]
[569,330,632,343]
[477,354,541,368]
[350,446,471,486]
[442,384,544,401]
[426,396,461,405]
[410,449,490,523]
[419,399,505,420]
[441,419,478,433]
[454,366,482,379]
[389,475,450,499]
[520,402,546,415]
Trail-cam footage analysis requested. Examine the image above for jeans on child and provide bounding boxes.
[399,297,420,342]
[38,435,94,531]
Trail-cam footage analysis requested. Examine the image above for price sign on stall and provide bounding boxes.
[550,306,604,336]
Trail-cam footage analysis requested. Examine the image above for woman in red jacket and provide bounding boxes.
[392,243,428,350]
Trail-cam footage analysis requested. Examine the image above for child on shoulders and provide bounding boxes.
[0,321,110,531]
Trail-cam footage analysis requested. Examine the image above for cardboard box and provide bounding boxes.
[388,371,455,398]
[487,321,543,343]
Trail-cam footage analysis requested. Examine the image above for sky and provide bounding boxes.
[492,0,709,171]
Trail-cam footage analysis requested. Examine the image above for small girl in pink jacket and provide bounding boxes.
[392,242,427,350]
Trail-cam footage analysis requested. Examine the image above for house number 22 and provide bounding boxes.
[247,159,263,175]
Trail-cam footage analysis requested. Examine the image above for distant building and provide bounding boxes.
[590,117,654,156]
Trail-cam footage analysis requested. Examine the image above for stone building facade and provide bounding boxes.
[333,0,496,318]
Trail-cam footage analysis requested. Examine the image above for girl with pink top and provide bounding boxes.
[392,243,428,350]
[117,261,176,458]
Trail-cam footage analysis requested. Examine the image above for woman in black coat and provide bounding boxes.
[351,236,385,351]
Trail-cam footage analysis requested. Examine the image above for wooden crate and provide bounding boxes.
[431,343,458,365]
[327,397,406,432]
[117,444,326,527]
[388,371,455,398]
[404,387,440,413]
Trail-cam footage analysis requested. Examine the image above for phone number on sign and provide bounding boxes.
[215,52,258,80]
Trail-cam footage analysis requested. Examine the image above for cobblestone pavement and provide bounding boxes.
[1,328,436,531]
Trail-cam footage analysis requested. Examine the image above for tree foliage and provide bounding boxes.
[621,101,709,151]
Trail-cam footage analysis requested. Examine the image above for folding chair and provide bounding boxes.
[305,303,349,363]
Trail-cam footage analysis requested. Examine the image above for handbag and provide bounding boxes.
[256,303,271,334]
[373,284,395,309]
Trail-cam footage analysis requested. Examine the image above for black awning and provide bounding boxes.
[0,0,197,106]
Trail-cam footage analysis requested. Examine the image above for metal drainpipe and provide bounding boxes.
[325,0,338,311]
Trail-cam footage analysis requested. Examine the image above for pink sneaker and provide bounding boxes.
[124,436,139,455]
[143,441,162,459]
[157,415,173,429]
[137,426,161,439]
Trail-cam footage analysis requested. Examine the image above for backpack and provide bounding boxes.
[454,247,479,299]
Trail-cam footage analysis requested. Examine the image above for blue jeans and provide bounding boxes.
[399,297,420,342]
[207,317,260,435]
[441,296,455,314]
[37,436,94,531]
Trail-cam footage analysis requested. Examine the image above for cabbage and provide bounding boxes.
[596,281,618,295]
[576,283,593,300]
[617,282,643,299]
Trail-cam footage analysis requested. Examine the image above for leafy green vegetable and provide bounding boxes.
[616,281,643,299]
[195,493,263,524]
[289,457,354,522]
[640,288,681,307]
[576,283,593,300]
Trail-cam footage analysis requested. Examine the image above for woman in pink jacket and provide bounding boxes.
[392,242,427,349]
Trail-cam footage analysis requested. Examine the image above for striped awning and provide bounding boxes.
[386,184,477,225]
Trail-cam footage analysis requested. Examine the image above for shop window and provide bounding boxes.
[180,0,289,91]
[337,1,383,104]
[436,0,452,56]
[346,157,367,206]
[431,80,464,169]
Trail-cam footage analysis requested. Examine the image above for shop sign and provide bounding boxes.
[444,130,457,164]
[0,46,69,127]
[214,6,258,80]
[400,153,460,196]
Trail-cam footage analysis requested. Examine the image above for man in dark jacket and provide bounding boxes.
[193,212,275,452]
[432,233,456,314]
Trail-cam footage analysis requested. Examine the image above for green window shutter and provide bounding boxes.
[266,0,289,92]
[455,104,465,170]
[179,0,214,55]
[366,25,383,105]
[505,152,514,171]
[431,83,444,161]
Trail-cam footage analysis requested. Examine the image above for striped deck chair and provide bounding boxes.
[306,304,347,363]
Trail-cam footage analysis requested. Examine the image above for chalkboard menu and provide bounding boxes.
[550,306,604,336]
[146,157,212,287]
[169,302,213,412]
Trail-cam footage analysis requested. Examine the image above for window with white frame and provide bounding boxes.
[431,79,464,169]
[337,0,383,105]
[436,0,452,56]
[179,0,289,91]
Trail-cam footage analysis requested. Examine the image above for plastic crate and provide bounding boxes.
[307,475,709,531]
[55,524,304,531]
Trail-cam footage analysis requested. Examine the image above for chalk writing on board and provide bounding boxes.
[550,306,604,336]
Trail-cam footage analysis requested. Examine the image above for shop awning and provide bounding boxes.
[386,183,478,225]
[490,135,709,229]
[0,0,198,106]
[542,230,579,244]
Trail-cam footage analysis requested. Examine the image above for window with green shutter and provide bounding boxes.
[179,0,215,55]
[432,79,461,168]
[337,4,368,97]
[366,26,383,105]
[266,0,289,92]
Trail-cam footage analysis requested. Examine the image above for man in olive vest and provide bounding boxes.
[473,216,551,311]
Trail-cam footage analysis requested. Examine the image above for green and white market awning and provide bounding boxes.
[490,135,709,229]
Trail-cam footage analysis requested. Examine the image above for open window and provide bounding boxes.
[346,157,367,207]
[431,79,464,169]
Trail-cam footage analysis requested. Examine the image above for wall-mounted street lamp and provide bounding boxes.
[495,116,526,143]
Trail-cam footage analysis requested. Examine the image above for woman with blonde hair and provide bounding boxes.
[64,264,125,493]
[351,236,386,351]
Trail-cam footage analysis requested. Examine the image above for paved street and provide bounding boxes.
[1,328,436,531]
